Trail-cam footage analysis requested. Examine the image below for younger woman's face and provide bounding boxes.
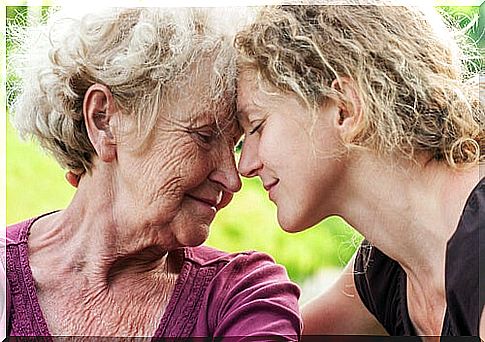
[237,71,347,232]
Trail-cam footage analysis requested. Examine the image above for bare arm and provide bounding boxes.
[302,254,387,335]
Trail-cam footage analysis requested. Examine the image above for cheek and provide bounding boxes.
[262,128,313,175]
[258,140,280,169]
[258,127,290,168]
[145,139,210,195]
[170,146,214,189]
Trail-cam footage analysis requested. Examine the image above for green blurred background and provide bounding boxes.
[6,5,482,287]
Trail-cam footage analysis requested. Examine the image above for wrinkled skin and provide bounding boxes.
[112,84,242,251]
[27,62,242,336]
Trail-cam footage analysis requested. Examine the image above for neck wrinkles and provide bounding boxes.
[27,172,176,288]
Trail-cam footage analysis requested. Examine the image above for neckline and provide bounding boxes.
[399,177,484,336]
[400,271,447,336]
[18,213,190,337]
[447,176,484,244]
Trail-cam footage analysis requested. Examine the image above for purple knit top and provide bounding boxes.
[6,216,302,339]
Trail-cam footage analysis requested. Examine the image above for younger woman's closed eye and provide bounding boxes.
[249,120,265,135]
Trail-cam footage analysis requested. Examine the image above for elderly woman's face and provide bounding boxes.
[114,72,242,248]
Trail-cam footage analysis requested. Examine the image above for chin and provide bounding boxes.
[277,212,311,233]
[175,223,210,247]
[278,210,320,233]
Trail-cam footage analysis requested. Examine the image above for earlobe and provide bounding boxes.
[83,84,118,163]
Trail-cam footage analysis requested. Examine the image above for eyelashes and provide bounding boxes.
[189,126,217,149]
[249,120,264,135]
[234,119,264,153]
[190,122,242,150]
[193,130,215,145]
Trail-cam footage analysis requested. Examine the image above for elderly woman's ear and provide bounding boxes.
[83,83,118,163]
[65,171,81,188]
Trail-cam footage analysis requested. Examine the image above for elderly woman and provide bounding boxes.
[235,3,483,338]
[6,7,301,338]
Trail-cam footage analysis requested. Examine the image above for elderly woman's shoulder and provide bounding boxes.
[185,244,299,294]
[6,217,37,246]
[184,245,301,337]
[187,245,278,267]
[6,212,57,246]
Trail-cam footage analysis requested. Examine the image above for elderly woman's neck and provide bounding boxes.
[28,170,175,287]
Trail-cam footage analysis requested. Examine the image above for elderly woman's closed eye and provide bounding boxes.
[5,7,301,339]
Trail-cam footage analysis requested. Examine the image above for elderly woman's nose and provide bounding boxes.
[209,148,242,193]
[238,138,261,178]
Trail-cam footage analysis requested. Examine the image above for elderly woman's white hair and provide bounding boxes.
[8,7,251,174]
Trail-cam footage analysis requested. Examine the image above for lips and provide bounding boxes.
[263,179,279,191]
[186,192,222,208]
[216,191,233,210]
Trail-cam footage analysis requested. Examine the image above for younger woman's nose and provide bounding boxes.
[238,138,262,178]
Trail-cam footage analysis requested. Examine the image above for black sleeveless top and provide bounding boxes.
[354,177,484,336]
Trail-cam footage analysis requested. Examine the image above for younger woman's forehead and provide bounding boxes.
[237,74,283,117]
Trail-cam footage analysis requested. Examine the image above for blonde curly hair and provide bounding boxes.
[9,7,247,174]
[235,3,484,168]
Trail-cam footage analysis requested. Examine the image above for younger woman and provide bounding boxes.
[235,3,484,337]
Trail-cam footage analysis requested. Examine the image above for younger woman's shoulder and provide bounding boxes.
[464,176,484,212]
[444,176,484,335]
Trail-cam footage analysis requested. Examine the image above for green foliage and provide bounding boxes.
[438,6,483,71]
[6,6,51,106]
[440,6,481,42]
[6,121,76,224]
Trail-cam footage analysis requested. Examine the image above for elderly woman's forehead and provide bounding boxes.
[181,101,235,123]
[162,72,235,123]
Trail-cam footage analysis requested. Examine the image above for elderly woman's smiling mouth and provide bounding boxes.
[186,191,223,211]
